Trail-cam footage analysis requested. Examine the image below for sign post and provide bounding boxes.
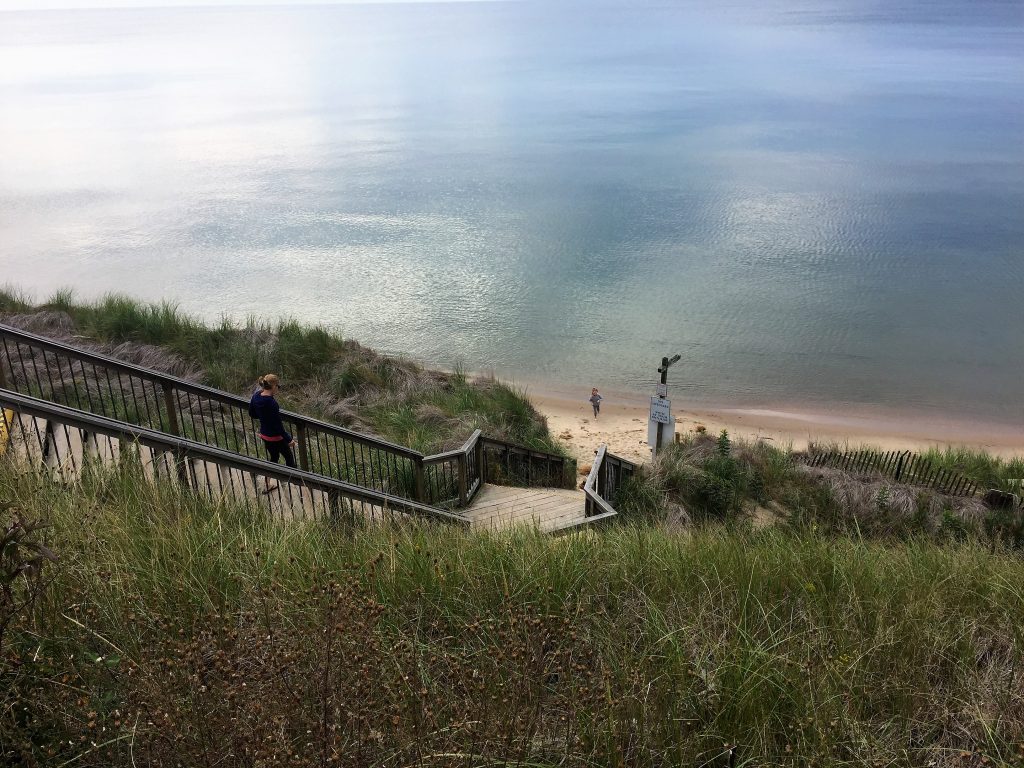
[650,354,680,458]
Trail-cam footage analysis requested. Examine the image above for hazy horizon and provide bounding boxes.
[0,0,492,11]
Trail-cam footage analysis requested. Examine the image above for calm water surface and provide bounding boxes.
[1,1,1022,422]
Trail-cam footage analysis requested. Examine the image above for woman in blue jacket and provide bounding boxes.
[249,373,297,491]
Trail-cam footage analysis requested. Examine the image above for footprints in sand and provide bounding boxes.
[540,399,655,465]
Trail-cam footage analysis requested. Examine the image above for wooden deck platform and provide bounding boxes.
[465,483,587,532]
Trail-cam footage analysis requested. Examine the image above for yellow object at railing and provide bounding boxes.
[0,408,13,456]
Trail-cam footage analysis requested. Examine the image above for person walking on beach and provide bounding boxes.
[589,387,603,419]
[249,373,297,492]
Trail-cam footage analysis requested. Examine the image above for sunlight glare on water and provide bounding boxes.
[0,0,1022,422]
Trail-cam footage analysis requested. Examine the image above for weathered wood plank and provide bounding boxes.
[465,483,589,532]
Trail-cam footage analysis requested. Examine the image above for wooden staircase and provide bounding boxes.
[0,323,636,531]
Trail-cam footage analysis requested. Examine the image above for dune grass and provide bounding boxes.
[805,438,1024,494]
[3,461,1024,767]
[618,432,1024,548]
[919,446,1024,493]
[0,286,561,455]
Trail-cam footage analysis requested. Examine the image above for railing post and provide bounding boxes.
[327,488,341,526]
[296,422,309,471]
[474,437,484,489]
[413,458,427,503]
[458,454,468,506]
[173,446,192,488]
[162,383,180,436]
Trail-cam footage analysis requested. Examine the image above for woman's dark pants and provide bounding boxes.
[263,440,296,468]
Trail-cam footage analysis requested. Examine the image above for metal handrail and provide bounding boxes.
[481,436,568,456]
[0,322,573,506]
[0,324,419,457]
[0,388,469,526]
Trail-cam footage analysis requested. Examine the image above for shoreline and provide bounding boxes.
[524,386,1024,466]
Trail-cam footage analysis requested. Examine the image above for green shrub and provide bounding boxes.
[635,432,753,521]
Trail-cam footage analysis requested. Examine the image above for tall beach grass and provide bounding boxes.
[3,461,1024,766]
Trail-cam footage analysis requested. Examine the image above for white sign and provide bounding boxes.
[648,416,676,451]
[656,383,668,398]
[650,397,671,424]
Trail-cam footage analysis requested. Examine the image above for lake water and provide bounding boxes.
[1,1,1022,424]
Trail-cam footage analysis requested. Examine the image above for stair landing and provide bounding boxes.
[465,483,586,532]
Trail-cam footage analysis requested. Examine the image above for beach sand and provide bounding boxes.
[530,389,1024,468]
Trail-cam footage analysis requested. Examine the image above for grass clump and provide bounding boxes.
[3,461,1024,766]
[619,432,1019,546]
[618,430,805,525]
[0,287,560,455]
[0,285,32,314]
[919,445,1024,493]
